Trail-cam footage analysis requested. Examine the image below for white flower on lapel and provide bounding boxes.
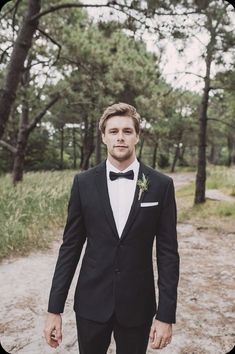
[137,173,149,200]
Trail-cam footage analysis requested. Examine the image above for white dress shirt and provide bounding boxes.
[106,158,140,237]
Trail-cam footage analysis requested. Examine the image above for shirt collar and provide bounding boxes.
[106,158,139,180]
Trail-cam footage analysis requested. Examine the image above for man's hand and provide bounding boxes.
[149,319,172,350]
[44,312,62,348]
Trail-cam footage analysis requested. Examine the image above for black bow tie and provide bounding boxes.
[109,170,134,181]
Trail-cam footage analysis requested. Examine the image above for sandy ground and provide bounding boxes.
[0,172,234,354]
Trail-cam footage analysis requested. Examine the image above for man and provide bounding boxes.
[44,102,180,354]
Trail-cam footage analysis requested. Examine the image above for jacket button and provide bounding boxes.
[115,268,120,273]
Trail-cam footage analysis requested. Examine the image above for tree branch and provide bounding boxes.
[60,56,94,75]
[30,3,113,22]
[209,85,235,91]
[30,1,201,22]
[165,71,204,79]
[27,94,61,133]
[12,0,22,40]
[37,27,61,65]
[184,71,204,79]
[30,2,154,34]
[0,44,13,63]
[153,10,201,16]
[207,117,235,129]
[191,33,207,47]
[29,2,196,38]
[0,0,22,19]
[0,139,16,154]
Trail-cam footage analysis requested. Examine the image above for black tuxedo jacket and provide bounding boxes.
[48,160,179,326]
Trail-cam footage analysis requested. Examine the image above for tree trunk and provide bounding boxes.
[12,99,30,185]
[208,144,215,164]
[138,138,144,161]
[0,0,41,139]
[171,144,180,173]
[194,37,214,204]
[72,127,77,170]
[12,142,28,185]
[232,135,235,165]
[227,134,233,167]
[81,118,95,170]
[152,141,158,169]
[171,129,183,172]
[194,85,210,203]
[60,126,64,170]
[95,119,102,165]
[79,145,84,170]
[179,146,186,165]
[4,88,59,184]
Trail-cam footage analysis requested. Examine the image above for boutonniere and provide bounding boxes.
[137,173,149,200]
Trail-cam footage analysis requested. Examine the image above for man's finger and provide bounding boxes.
[49,338,59,348]
[54,325,62,344]
[44,313,62,348]
[159,337,167,349]
[155,336,162,349]
[44,327,53,344]
[44,326,60,348]
[45,332,59,348]
[149,325,155,342]
[151,333,162,349]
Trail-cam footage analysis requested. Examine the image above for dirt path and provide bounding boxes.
[0,173,234,354]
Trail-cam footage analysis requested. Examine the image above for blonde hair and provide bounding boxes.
[99,102,141,134]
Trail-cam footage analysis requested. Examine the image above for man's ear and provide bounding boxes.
[101,133,106,145]
[136,134,140,144]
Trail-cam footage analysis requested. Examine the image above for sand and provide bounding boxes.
[0,173,234,354]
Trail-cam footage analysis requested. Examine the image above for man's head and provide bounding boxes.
[99,103,140,166]
[99,102,141,135]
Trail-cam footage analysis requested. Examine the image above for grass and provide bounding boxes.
[206,165,235,196]
[176,166,235,231]
[0,166,234,261]
[0,170,76,261]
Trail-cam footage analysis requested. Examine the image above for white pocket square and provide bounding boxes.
[140,202,159,207]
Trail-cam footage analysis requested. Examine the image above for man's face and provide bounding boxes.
[102,115,139,162]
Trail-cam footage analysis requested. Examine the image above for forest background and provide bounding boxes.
[0,1,235,353]
[0,0,235,257]
[0,0,234,182]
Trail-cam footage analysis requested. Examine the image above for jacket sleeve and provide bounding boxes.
[48,174,86,314]
[155,178,180,323]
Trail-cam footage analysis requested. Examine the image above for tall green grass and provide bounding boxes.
[207,165,235,196]
[176,166,235,225]
[0,170,76,261]
[1,166,234,261]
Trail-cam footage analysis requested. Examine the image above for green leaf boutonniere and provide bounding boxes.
[137,173,149,200]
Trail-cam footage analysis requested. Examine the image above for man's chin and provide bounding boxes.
[110,152,131,162]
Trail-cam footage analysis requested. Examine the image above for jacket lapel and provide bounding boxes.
[94,160,151,242]
[120,162,150,241]
[95,161,119,239]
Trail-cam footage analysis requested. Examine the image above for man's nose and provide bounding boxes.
[117,132,124,140]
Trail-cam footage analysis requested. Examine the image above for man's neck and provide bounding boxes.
[107,155,136,171]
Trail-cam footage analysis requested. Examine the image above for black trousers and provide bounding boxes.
[75,312,152,354]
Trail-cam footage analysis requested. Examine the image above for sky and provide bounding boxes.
[81,0,235,93]
[1,0,234,93]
